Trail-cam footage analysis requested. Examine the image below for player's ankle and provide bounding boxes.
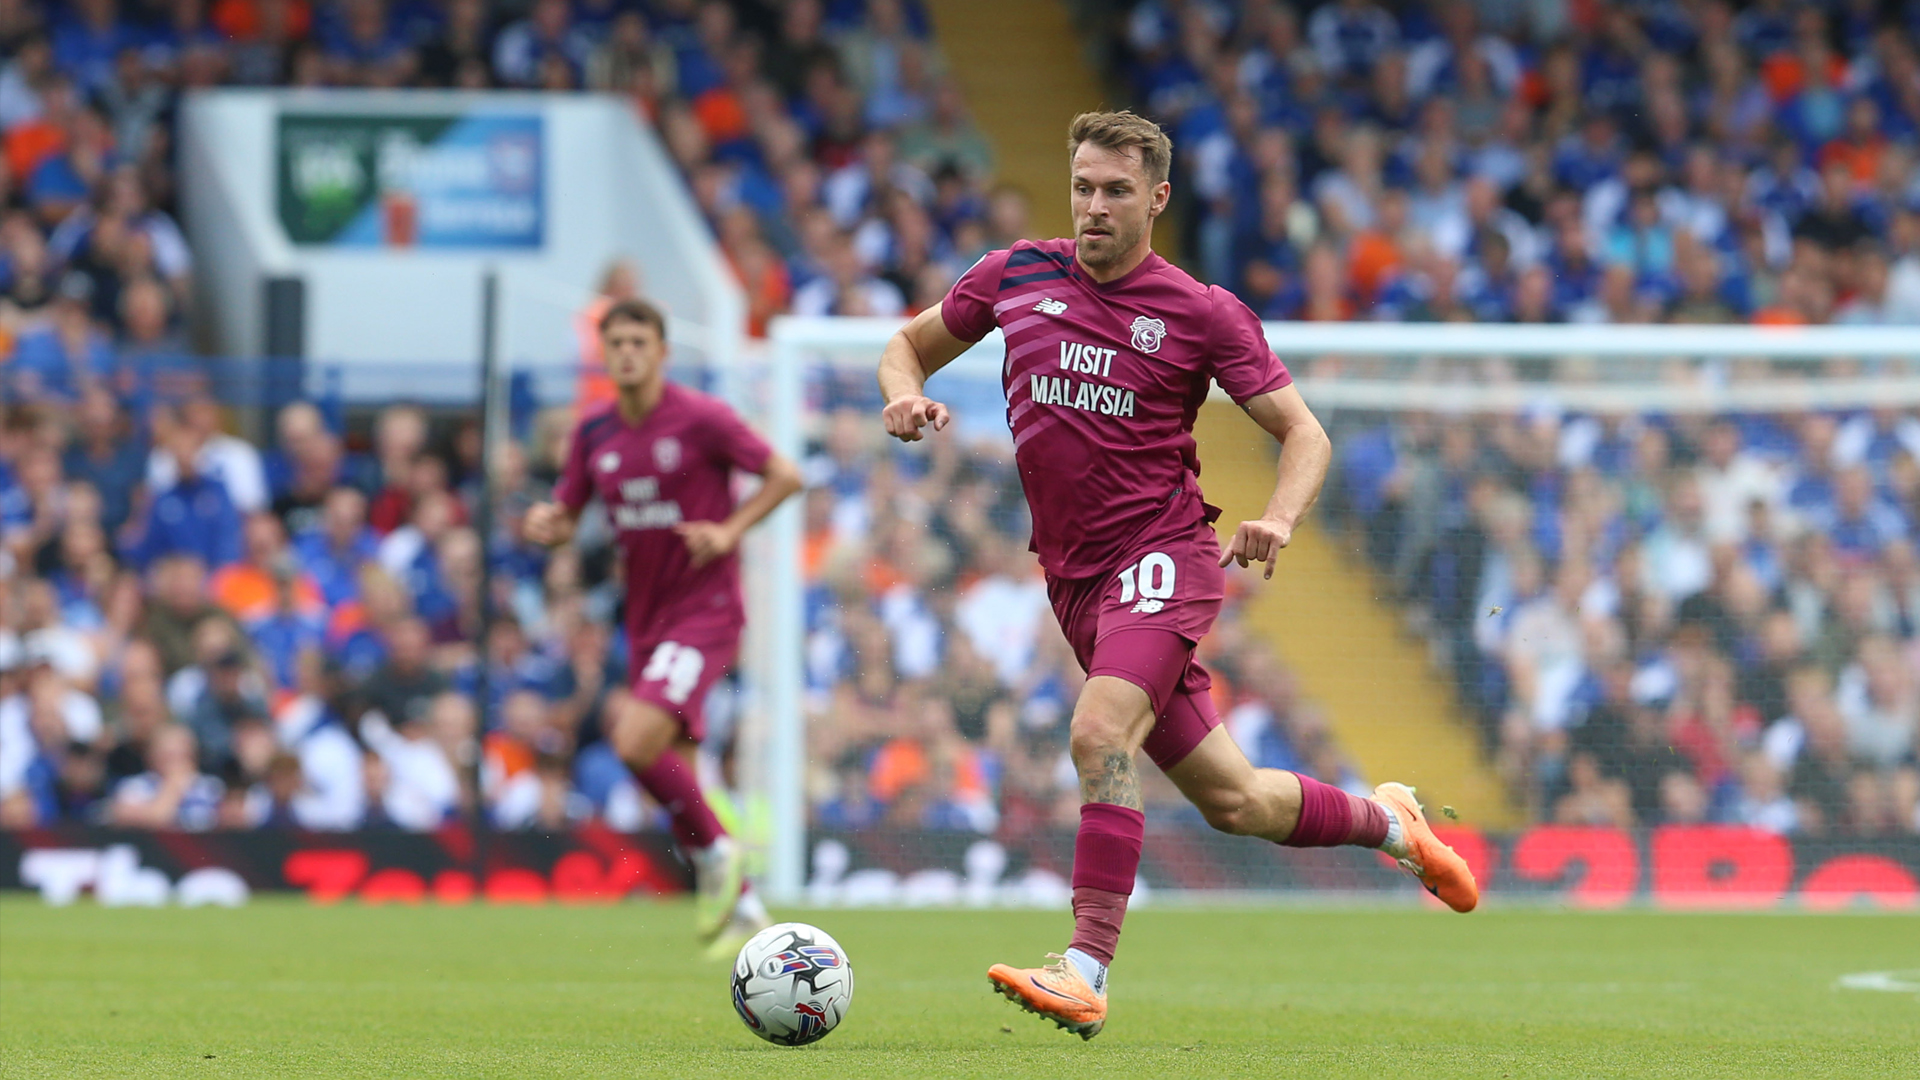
[1376,802,1408,858]
[1063,948,1109,996]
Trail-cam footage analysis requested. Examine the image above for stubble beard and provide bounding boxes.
[1076,219,1143,272]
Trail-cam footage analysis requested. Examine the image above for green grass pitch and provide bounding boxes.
[2,897,1914,1079]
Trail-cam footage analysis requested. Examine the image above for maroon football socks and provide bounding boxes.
[1280,774,1390,848]
[1067,802,1144,967]
[631,748,725,850]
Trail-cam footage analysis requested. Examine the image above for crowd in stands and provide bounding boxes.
[1106,0,1920,325]
[1331,402,1920,834]
[0,0,1013,366]
[3,0,1916,842]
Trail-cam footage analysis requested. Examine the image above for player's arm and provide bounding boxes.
[675,450,803,567]
[878,301,974,442]
[523,500,581,548]
[1219,384,1332,580]
[527,418,597,547]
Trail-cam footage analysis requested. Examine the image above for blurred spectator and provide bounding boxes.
[366,404,428,534]
[293,486,376,606]
[107,724,223,830]
[493,0,592,89]
[357,617,446,731]
[212,512,320,623]
[265,648,366,830]
[139,553,241,675]
[147,396,268,514]
[127,422,243,570]
[267,402,349,536]
[361,689,466,831]
[60,385,143,532]
[178,643,270,778]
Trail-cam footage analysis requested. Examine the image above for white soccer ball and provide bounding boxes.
[731,922,853,1046]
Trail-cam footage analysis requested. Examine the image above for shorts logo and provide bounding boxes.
[1130,315,1166,354]
[1131,598,1165,614]
[652,437,681,471]
[1033,297,1068,315]
[597,451,621,473]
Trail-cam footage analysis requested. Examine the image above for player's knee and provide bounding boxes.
[608,694,673,767]
[1067,711,1130,771]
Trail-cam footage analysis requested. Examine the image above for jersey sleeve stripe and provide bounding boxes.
[1004,247,1070,269]
[1001,268,1070,288]
[578,413,618,457]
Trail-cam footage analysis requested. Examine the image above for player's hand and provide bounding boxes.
[881,395,950,442]
[523,502,575,547]
[1219,517,1293,580]
[674,521,740,568]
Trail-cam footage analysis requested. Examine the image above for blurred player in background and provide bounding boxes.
[526,298,802,957]
[878,112,1479,1039]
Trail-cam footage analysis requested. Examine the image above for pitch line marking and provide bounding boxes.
[1835,970,1920,995]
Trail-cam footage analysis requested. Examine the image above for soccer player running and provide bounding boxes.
[878,112,1477,1039]
[526,299,802,958]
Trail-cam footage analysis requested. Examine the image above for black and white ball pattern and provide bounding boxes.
[731,923,853,1046]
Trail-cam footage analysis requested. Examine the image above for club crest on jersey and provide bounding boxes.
[1130,315,1167,354]
[652,437,681,471]
[1033,297,1068,315]
[597,451,621,473]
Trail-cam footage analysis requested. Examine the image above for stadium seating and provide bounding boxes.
[1,1,1915,843]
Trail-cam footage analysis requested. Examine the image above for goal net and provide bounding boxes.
[767,318,1920,909]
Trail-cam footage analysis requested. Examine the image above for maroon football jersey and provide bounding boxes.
[553,383,772,639]
[940,238,1291,579]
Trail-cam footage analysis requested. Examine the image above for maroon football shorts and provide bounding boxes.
[1045,514,1225,770]
[626,613,740,743]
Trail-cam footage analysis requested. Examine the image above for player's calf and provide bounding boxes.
[1186,783,1267,836]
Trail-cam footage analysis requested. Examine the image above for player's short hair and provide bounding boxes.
[1068,110,1173,188]
[599,297,667,339]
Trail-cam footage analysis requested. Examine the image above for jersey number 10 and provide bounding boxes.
[1117,552,1177,613]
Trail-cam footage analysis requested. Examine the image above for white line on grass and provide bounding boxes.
[1835,971,1920,994]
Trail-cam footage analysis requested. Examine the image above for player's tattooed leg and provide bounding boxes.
[1080,749,1143,810]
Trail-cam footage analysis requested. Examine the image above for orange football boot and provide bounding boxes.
[1374,782,1479,912]
[987,954,1107,1039]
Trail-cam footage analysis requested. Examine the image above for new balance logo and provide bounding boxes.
[1033,298,1068,315]
[1130,599,1165,614]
